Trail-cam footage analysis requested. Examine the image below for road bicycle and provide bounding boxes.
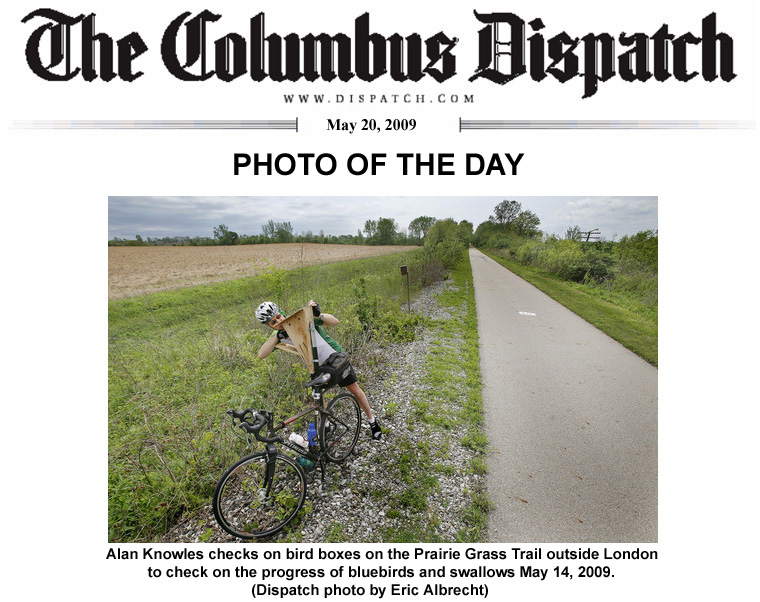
[212,371,361,539]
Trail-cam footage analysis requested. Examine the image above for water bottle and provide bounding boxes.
[307,422,317,454]
[289,432,308,449]
[298,457,315,471]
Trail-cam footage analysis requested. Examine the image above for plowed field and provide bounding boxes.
[109,243,418,298]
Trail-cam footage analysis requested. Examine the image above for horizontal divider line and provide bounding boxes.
[13,119,298,130]
[460,119,755,130]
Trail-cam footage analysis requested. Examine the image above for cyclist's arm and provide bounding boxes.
[309,298,339,326]
[258,332,280,359]
[319,312,339,326]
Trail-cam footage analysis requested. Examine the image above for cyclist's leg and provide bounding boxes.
[345,381,382,440]
[337,362,381,439]
[345,381,373,422]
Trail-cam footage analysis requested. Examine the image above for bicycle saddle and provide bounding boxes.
[304,372,331,388]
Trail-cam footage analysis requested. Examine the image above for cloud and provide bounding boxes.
[108,196,657,240]
[550,197,658,238]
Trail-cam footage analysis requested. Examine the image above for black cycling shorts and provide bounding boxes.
[336,361,358,387]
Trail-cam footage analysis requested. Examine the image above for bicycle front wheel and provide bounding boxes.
[320,392,361,462]
[212,452,306,539]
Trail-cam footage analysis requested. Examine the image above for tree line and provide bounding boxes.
[109,199,657,281]
[108,216,454,247]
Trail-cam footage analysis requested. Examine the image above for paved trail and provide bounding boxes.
[470,248,657,542]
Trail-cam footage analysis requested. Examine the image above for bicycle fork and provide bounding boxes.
[309,388,331,481]
[262,443,278,495]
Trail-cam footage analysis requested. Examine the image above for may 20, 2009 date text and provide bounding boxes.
[327,118,417,133]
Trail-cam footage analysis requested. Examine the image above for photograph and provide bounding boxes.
[108,196,658,544]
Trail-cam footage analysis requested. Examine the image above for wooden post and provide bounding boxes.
[274,306,317,373]
[400,265,410,313]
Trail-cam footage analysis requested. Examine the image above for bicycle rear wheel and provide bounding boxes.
[320,392,361,462]
[212,451,306,539]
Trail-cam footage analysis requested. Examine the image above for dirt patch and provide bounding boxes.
[109,243,418,299]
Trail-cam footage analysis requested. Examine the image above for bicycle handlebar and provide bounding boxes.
[227,408,282,444]
[228,407,254,422]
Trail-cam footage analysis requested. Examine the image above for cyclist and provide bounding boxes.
[256,299,382,441]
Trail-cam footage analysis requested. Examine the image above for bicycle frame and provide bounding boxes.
[270,385,326,435]
[255,384,338,474]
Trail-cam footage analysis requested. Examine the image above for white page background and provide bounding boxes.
[1,1,757,600]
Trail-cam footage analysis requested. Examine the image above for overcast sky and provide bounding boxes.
[108,196,657,241]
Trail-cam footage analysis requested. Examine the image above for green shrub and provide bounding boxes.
[515,239,542,264]
[504,232,657,305]
[615,230,658,270]
[536,239,583,278]
[423,218,468,269]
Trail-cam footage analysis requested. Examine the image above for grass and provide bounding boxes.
[481,249,658,366]
[108,249,427,542]
[109,252,423,340]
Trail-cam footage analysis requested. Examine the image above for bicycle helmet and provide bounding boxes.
[255,301,280,323]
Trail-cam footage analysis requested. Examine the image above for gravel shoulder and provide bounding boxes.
[161,278,485,544]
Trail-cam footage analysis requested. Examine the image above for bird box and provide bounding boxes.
[275,306,318,374]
